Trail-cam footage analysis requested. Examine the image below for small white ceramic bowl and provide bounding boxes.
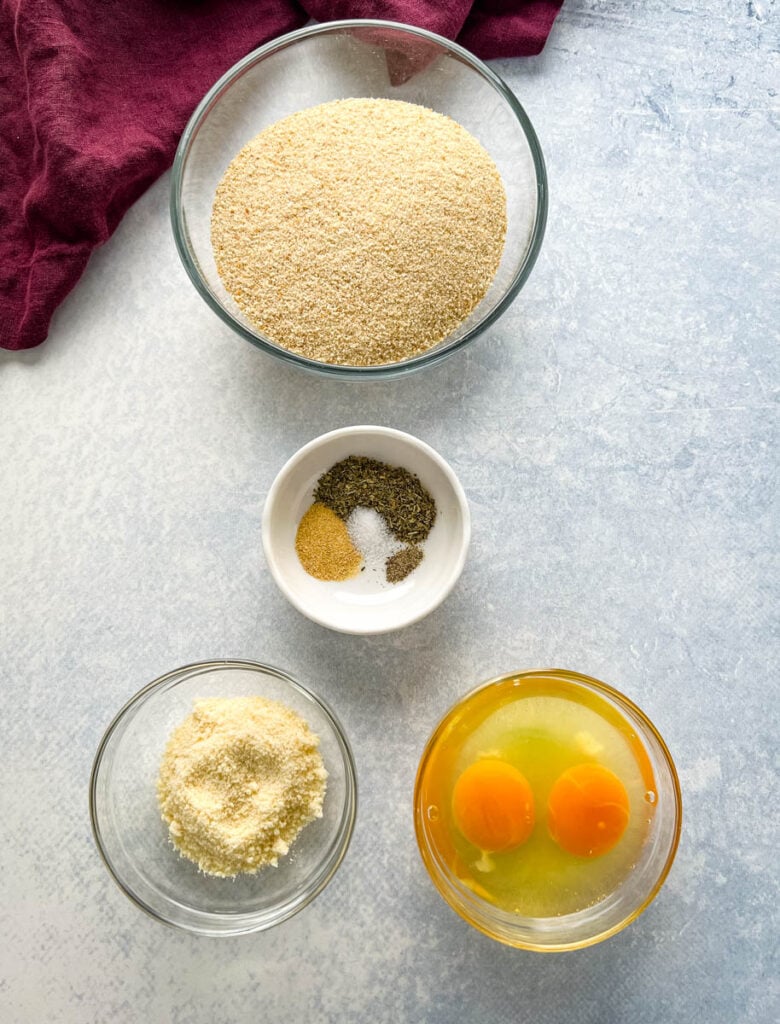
[263,426,470,634]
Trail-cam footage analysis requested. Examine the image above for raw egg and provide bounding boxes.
[547,763,630,858]
[416,676,659,919]
[452,759,535,853]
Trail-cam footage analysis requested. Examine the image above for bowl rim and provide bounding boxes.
[261,425,471,634]
[170,18,548,379]
[89,658,358,936]
[413,667,683,952]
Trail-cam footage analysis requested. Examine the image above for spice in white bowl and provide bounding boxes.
[346,506,399,587]
[386,544,424,583]
[294,454,437,587]
[295,502,362,582]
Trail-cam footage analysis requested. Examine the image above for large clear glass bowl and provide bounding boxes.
[414,669,682,951]
[171,20,547,379]
[90,660,357,935]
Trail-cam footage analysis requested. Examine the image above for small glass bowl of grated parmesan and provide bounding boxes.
[90,660,357,935]
[171,19,547,378]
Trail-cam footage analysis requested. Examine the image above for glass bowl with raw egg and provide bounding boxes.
[413,669,682,951]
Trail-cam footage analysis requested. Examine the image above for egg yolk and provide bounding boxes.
[452,759,535,852]
[547,763,630,858]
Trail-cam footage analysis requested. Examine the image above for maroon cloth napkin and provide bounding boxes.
[0,1,561,350]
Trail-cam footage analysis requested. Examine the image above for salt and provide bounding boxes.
[346,507,402,587]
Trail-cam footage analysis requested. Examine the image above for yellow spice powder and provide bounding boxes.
[211,98,507,366]
[156,697,327,877]
[295,501,362,581]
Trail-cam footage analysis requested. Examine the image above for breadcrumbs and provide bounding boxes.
[211,98,506,366]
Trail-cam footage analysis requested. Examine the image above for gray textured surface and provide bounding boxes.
[1,2,778,1022]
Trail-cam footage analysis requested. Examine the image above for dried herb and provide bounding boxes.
[386,545,424,584]
[314,456,436,544]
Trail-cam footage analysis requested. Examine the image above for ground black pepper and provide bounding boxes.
[385,545,424,584]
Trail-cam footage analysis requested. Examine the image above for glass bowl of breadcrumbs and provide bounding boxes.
[90,660,357,935]
[171,19,547,379]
